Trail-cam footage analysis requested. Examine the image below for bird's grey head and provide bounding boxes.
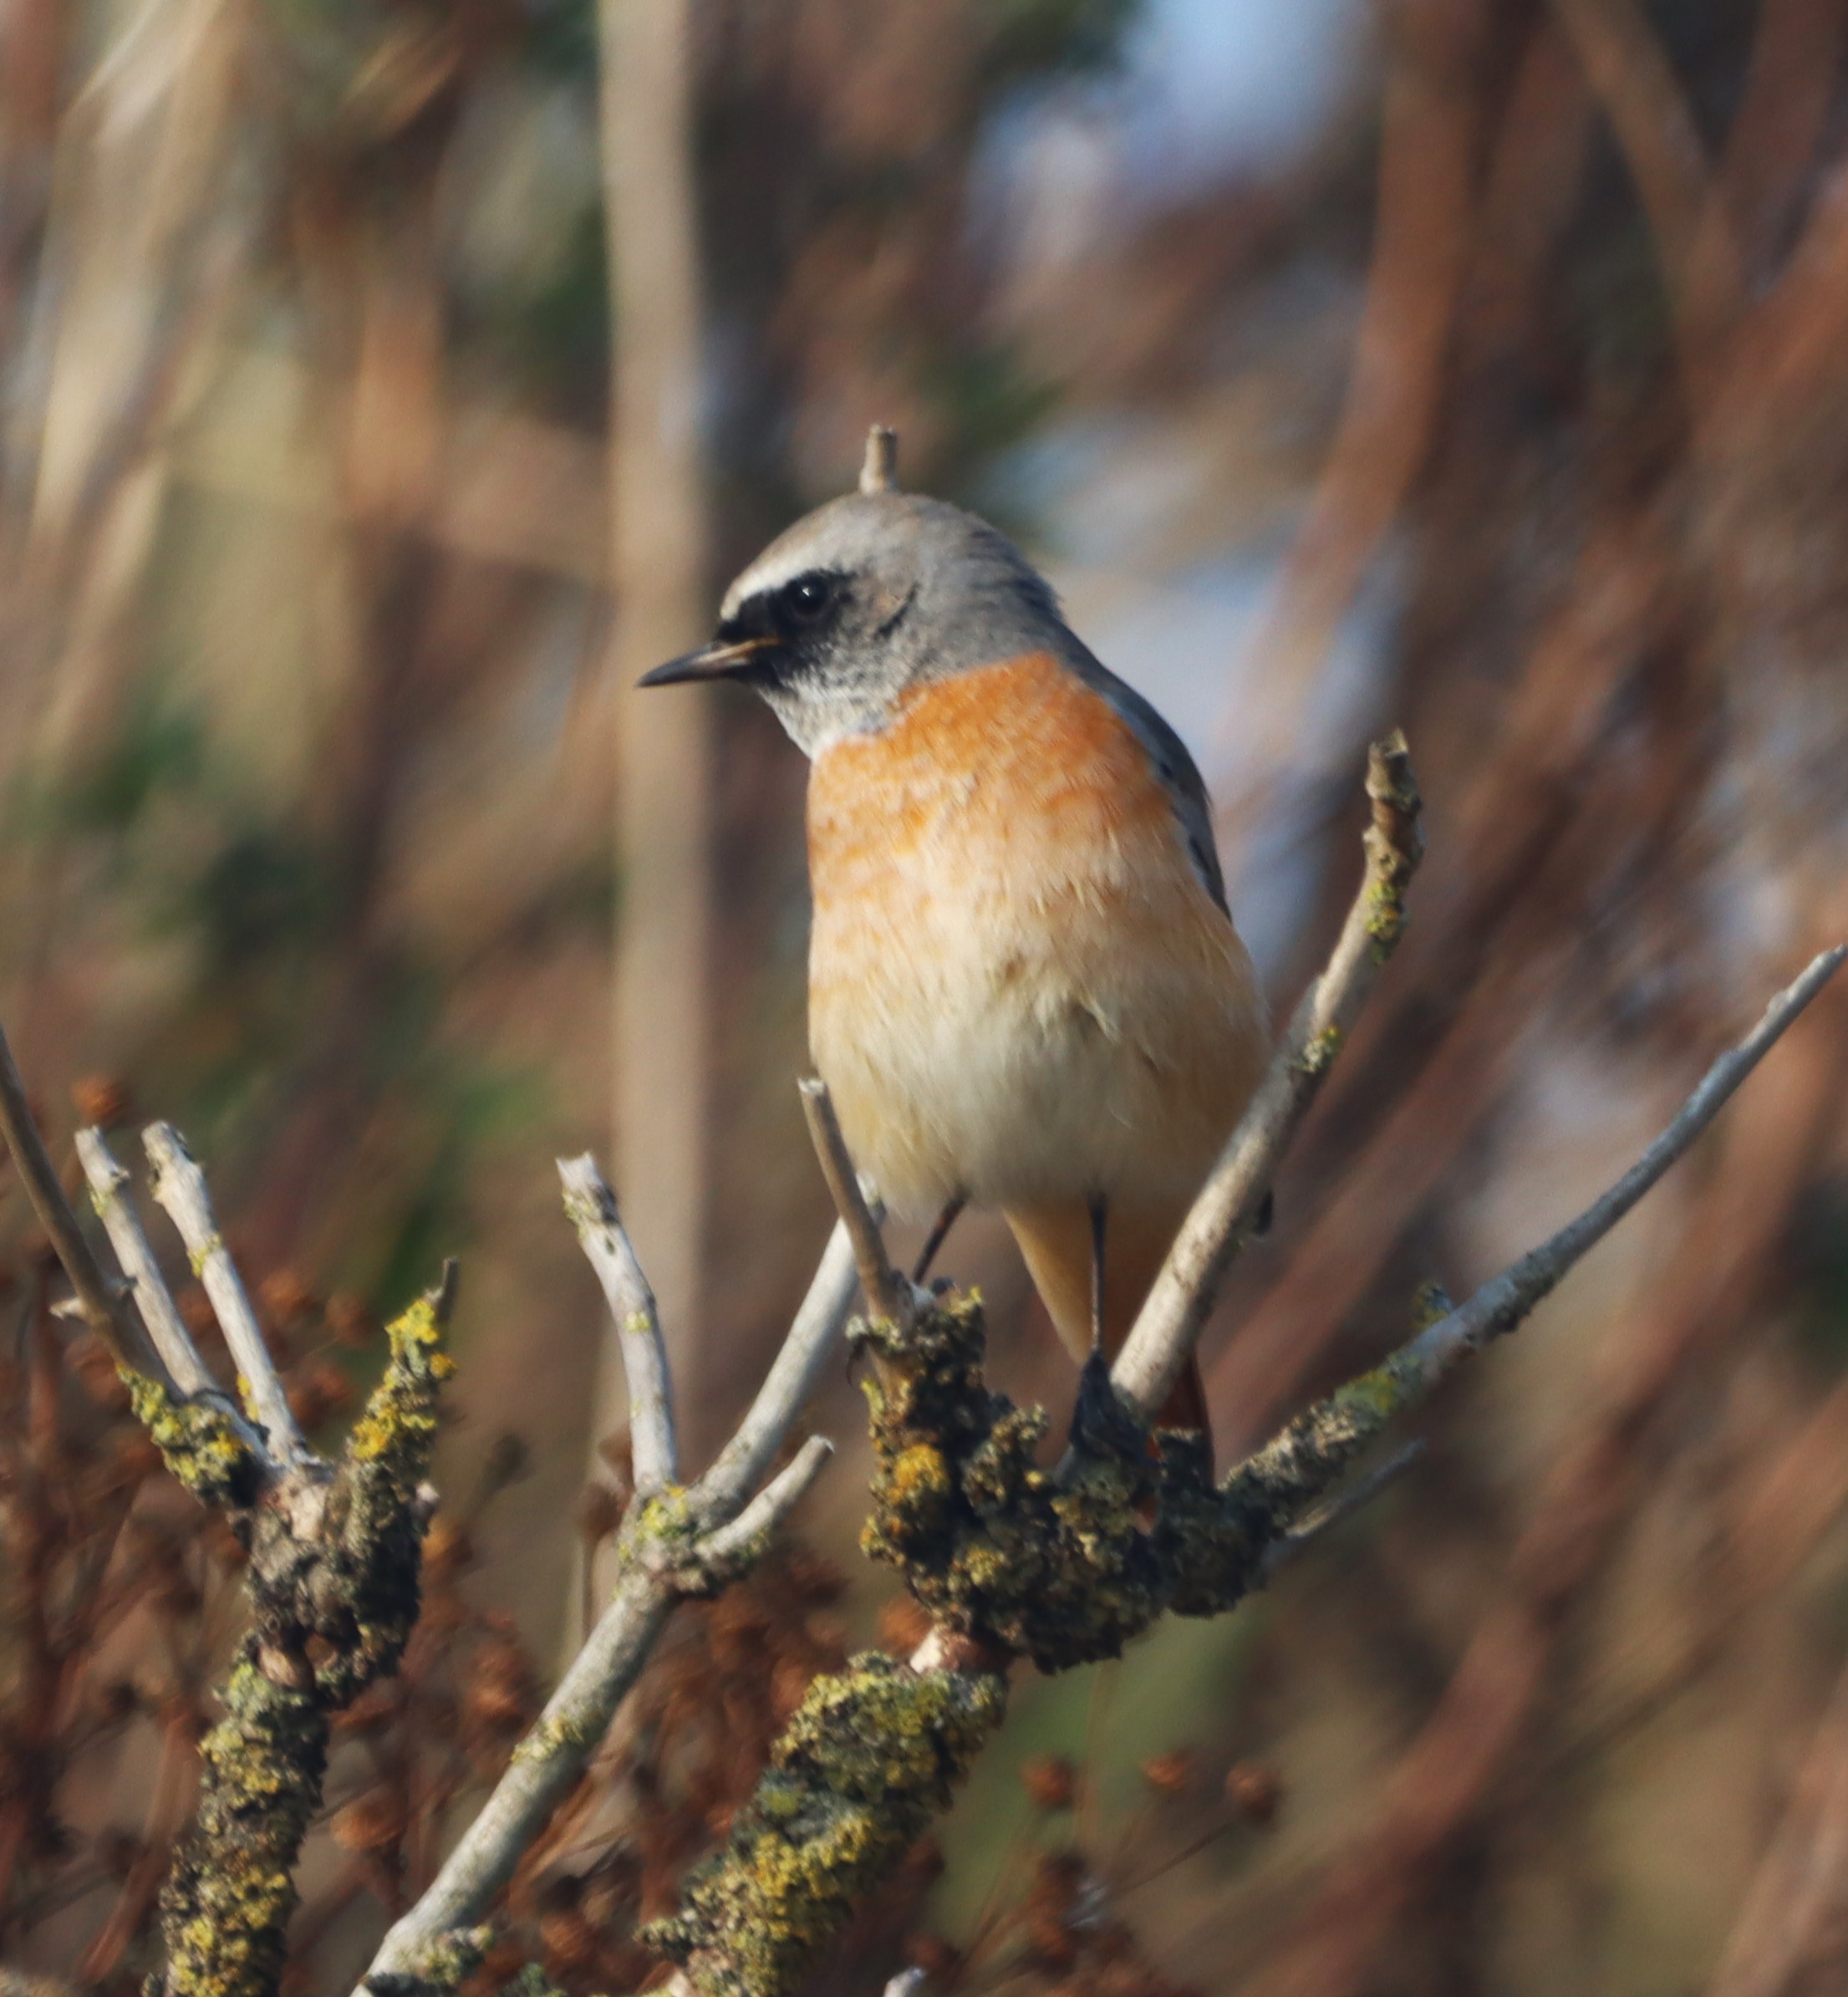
[639,490,1067,755]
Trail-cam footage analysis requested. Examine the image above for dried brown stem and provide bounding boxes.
[0,1023,161,1380]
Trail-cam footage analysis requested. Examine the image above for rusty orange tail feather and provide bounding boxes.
[1003,1198,1214,1463]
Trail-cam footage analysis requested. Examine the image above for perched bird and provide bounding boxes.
[640,437,1267,1445]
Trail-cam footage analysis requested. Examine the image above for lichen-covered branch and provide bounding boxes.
[1112,730,1424,1417]
[644,1653,1005,1997]
[0,1052,460,1997]
[152,1275,456,1997]
[708,923,1841,1997]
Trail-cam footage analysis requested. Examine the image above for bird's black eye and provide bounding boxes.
[781,573,836,624]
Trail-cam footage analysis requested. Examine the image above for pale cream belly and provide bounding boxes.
[808,885,1264,1221]
[803,650,1268,1227]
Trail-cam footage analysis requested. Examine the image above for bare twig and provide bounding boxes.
[1245,950,1846,1997]
[362,1568,674,1989]
[1112,731,1424,1417]
[1398,944,1846,1388]
[73,1127,220,1404]
[143,1120,314,1472]
[799,1077,910,1326]
[0,1024,161,1379]
[1236,945,1846,1519]
[860,424,899,494]
[560,1153,679,1495]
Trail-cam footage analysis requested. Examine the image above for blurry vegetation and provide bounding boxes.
[4,0,1848,1990]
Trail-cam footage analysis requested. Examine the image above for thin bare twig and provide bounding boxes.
[74,1126,219,1404]
[0,1023,162,1379]
[1235,945,1845,1521]
[799,1077,910,1326]
[560,1153,679,1495]
[143,1119,313,1471]
[362,1568,675,1989]
[1399,944,1846,1388]
[1113,731,1424,1417]
[692,1435,834,1577]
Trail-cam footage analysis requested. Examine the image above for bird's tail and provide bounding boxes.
[1003,1198,1212,1461]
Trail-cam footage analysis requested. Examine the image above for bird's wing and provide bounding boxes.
[1061,645,1229,915]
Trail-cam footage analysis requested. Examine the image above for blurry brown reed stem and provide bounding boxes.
[1549,0,1744,397]
[1553,1366,1848,1778]
[0,1023,160,1381]
[1719,0,1846,254]
[1245,960,1848,1997]
[600,0,715,1479]
[1705,1654,1848,1996]
[1210,0,1479,836]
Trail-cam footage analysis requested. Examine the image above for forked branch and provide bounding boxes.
[354,1155,856,1991]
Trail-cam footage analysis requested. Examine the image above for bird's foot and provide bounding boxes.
[1067,1347,1148,1462]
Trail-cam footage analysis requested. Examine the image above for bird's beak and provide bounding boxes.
[637,635,776,687]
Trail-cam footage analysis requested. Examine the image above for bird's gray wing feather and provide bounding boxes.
[1061,645,1230,915]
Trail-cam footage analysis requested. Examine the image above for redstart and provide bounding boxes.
[641,447,1267,1446]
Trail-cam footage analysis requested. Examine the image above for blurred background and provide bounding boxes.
[5,0,1848,1991]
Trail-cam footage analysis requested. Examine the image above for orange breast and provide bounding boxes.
[805,652,1266,1221]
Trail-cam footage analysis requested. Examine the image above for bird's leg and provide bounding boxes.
[1068,1195,1142,1461]
[911,1195,966,1286]
[1087,1194,1107,1355]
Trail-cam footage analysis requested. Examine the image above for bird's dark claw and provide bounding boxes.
[1067,1347,1148,1461]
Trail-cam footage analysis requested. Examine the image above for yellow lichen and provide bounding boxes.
[122,1371,260,1509]
[645,1654,1006,1997]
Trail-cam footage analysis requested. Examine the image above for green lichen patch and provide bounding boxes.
[1228,1345,1424,1527]
[619,1481,705,1582]
[645,1653,1006,1997]
[1298,1024,1344,1077]
[157,1661,327,1997]
[495,1965,568,1997]
[155,1281,458,1997]
[853,1297,1283,1669]
[122,1371,262,1509]
[315,1291,456,1705]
